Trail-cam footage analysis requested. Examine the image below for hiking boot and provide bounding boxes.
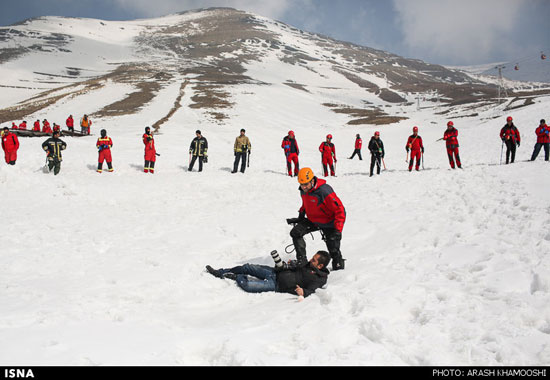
[332,257,346,271]
[223,272,238,281]
[206,265,224,278]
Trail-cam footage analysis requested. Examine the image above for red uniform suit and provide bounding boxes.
[96,136,113,172]
[406,133,424,171]
[1,130,20,164]
[443,126,461,169]
[281,133,300,176]
[319,141,336,176]
[143,131,156,173]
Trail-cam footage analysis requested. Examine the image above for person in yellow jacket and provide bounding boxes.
[232,128,251,173]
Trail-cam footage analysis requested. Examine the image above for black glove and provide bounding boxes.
[517,142,520,147]
[406,147,409,152]
[286,218,301,225]
[421,147,425,153]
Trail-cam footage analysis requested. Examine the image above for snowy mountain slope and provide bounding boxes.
[0,8,550,366]
[4,7,545,128]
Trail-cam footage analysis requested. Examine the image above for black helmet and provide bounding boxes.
[145,126,150,133]
[100,129,107,137]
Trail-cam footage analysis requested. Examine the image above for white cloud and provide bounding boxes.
[392,0,527,64]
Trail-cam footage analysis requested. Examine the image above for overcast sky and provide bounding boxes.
[0,0,548,66]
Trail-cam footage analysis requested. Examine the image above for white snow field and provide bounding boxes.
[1,11,549,367]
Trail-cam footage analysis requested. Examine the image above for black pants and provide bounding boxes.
[370,153,382,176]
[530,143,549,161]
[233,152,247,173]
[47,159,61,175]
[505,140,517,164]
[289,219,344,268]
[349,149,362,160]
[188,156,204,172]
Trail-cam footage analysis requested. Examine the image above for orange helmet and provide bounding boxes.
[297,167,314,184]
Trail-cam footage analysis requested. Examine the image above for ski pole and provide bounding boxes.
[406,150,409,163]
[247,151,250,168]
[381,157,387,170]
[421,153,425,170]
[500,141,504,165]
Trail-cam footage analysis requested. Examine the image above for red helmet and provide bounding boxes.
[288,130,295,136]
[506,116,513,122]
[326,134,332,139]
[447,121,454,127]
[413,126,418,132]
[374,131,380,136]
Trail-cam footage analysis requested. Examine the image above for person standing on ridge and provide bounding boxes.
[442,121,461,169]
[500,116,520,164]
[286,167,346,271]
[66,115,74,132]
[143,126,156,173]
[348,134,363,160]
[281,131,300,177]
[368,131,385,176]
[232,128,251,173]
[188,130,208,172]
[530,119,549,162]
[319,134,337,177]
[406,126,424,171]
[96,129,114,173]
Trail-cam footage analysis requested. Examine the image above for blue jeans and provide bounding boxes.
[222,264,277,293]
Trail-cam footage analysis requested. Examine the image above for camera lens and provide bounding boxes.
[271,250,283,268]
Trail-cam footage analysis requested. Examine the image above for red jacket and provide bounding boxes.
[1,131,19,152]
[355,137,362,149]
[33,121,40,132]
[535,124,550,144]
[443,127,459,148]
[299,178,346,232]
[42,121,52,134]
[281,136,299,156]
[18,121,27,130]
[406,134,424,151]
[66,116,74,128]
[500,124,520,143]
[319,141,336,159]
[143,133,155,152]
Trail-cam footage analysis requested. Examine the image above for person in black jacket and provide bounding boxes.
[368,131,385,176]
[41,130,67,175]
[205,250,330,299]
[188,130,208,172]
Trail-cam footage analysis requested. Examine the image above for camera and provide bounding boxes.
[270,250,283,268]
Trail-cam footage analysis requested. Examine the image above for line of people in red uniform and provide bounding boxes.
[3,116,549,173]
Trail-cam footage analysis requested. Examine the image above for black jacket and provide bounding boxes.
[189,136,208,156]
[276,262,329,297]
[368,137,384,157]
[42,137,67,161]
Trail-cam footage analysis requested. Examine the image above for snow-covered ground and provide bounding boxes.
[1,11,550,367]
[1,77,549,365]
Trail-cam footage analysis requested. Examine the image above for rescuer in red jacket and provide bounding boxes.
[500,116,520,164]
[143,126,156,173]
[406,126,424,171]
[286,167,346,271]
[530,119,549,161]
[281,131,300,177]
[1,127,20,165]
[96,129,114,173]
[348,134,363,160]
[42,119,52,134]
[319,134,337,176]
[66,115,74,132]
[32,120,40,132]
[442,121,462,169]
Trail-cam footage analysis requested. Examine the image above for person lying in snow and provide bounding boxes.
[206,250,330,300]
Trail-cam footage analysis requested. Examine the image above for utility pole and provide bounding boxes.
[495,65,508,104]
